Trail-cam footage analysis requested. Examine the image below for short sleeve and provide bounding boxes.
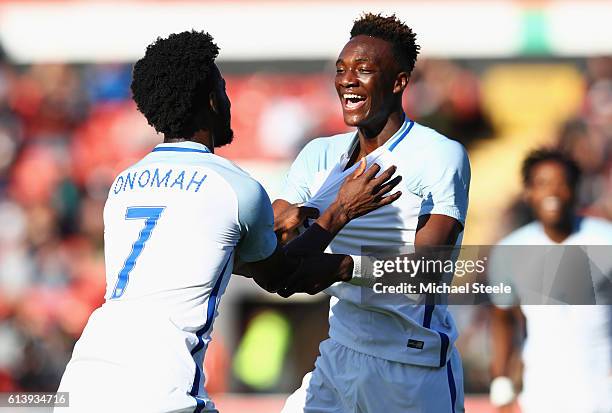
[279,140,318,204]
[419,141,471,225]
[235,178,278,262]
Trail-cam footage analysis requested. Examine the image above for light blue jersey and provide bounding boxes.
[280,117,471,368]
[490,217,612,413]
[57,141,277,413]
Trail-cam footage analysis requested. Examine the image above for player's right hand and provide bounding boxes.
[332,158,402,221]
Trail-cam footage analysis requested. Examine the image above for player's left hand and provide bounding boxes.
[332,159,402,222]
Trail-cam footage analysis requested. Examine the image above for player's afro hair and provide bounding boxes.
[522,148,581,188]
[131,31,220,139]
[350,13,420,74]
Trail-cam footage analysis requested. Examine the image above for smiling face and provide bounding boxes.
[525,161,576,227]
[335,35,406,129]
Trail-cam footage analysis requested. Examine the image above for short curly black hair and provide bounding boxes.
[522,148,581,188]
[350,13,420,74]
[131,31,219,139]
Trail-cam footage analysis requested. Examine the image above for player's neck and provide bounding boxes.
[542,215,574,243]
[356,110,404,156]
[163,130,214,153]
[346,110,404,168]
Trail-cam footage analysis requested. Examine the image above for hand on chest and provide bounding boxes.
[304,150,424,233]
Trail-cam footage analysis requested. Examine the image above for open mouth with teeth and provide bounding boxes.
[541,196,562,213]
[343,93,367,110]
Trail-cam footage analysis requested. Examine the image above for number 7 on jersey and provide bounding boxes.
[110,206,165,299]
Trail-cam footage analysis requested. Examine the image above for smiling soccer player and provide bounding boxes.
[53,30,402,413]
[274,13,471,413]
[489,149,612,413]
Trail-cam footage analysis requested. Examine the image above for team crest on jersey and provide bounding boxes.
[407,339,424,350]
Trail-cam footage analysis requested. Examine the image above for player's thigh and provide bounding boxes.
[281,340,351,413]
[355,348,464,413]
[56,359,197,413]
[281,371,344,413]
[55,360,130,413]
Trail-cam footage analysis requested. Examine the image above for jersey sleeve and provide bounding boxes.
[279,140,318,204]
[419,141,471,225]
[234,177,278,263]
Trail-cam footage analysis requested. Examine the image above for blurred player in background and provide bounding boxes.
[274,13,470,413]
[54,31,403,413]
[489,149,612,413]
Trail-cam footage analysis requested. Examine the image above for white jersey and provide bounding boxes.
[280,117,471,368]
[57,141,277,413]
[491,217,612,413]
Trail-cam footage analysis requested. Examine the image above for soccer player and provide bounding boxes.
[54,31,402,413]
[489,149,612,413]
[274,14,470,413]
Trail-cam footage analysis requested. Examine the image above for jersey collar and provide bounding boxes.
[342,114,414,165]
[152,141,211,154]
[387,115,415,152]
[344,114,414,160]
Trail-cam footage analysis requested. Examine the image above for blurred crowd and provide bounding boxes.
[503,56,612,231]
[0,41,609,394]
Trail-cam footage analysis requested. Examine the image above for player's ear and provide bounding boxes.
[208,91,219,115]
[393,72,409,94]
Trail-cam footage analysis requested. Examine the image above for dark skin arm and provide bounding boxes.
[490,305,523,412]
[239,161,402,293]
[275,193,464,248]
[414,214,463,246]
[490,307,520,378]
[271,210,465,292]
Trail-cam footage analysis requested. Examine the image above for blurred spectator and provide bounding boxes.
[84,64,132,104]
[557,118,612,218]
[500,57,612,236]
[406,59,493,145]
[10,64,88,142]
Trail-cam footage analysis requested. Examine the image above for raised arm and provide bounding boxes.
[346,141,471,288]
[241,160,402,294]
